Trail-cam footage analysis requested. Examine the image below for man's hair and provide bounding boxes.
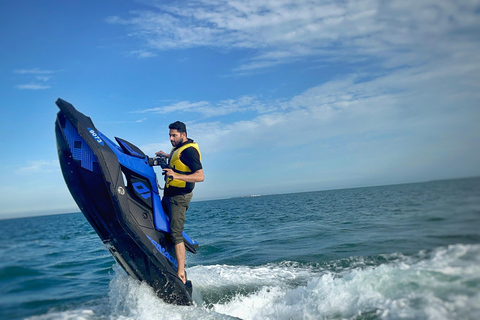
[169,121,187,135]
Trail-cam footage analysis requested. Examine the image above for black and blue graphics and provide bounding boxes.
[54,98,198,305]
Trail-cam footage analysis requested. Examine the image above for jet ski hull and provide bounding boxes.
[54,98,196,305]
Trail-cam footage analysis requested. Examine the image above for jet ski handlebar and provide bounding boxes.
[149,155,169,169]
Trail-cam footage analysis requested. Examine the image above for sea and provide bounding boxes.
[1,177,479,320]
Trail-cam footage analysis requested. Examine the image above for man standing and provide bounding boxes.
[156,121,204,284]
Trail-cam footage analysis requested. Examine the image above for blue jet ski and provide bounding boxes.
[54,98,198,305]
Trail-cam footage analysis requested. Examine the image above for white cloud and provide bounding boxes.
[16,160,59,174]
[106,0,480,187]
[184,52,480,160]
[137,95,275,118]
[14,68,56,89]
[16,84,51,90]
[104,118,150,124]
[130,49,157,58]
[14,68,55,74]
[107,0,480,71]
[36,75,53,81]
[139,101,211,114]
[130,47,480,158]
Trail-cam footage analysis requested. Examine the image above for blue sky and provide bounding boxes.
[1,0,480,219]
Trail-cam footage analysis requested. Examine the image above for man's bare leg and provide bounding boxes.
[175,242,186,284]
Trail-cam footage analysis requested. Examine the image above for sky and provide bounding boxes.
[1,0,480,219]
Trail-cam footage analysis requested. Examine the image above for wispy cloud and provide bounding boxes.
[136,95,275,118]
[106,0,480,72]
[107,0,480,180]
[132,50,480,157]
[35,75,52,82]
[129,49,157,58]
[16,160,59,174]
[104,118,150,124]
[14,68,57,90]
[16,84,51,90]
[182,53,480,158]
[14,68,55,74]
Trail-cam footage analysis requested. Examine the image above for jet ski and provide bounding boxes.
[54,98,198,305]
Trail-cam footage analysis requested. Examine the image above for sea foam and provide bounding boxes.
[104,244,480,320]
[23,244,480,320]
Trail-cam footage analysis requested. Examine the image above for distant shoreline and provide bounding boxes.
[2,175,479,221]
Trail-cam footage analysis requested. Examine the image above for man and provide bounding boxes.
[156,121,204,284]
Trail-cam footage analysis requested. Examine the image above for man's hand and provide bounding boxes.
[162,169,205,183]
[155,150,170,158]
[162,168,175,179]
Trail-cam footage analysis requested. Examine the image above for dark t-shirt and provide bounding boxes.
[179,145,202,173]
[164,139,202,197]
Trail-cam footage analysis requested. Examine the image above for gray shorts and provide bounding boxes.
[162,192,193,245]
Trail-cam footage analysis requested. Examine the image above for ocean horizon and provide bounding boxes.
[2,176,477,221]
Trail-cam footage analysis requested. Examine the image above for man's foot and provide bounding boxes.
[177,270,187,284]
[175,242,187,284]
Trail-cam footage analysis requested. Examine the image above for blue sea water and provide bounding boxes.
[1,177,479,320]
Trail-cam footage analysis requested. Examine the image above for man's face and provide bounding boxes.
[169,129,186,147]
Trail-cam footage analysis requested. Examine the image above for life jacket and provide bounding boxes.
[166,142,202,189]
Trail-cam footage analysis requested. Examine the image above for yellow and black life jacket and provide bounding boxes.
[166,142,202,189]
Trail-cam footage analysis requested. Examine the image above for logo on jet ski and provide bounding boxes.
[88,128,104,146]
[146,235,178,269]
[132,181,151,199]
